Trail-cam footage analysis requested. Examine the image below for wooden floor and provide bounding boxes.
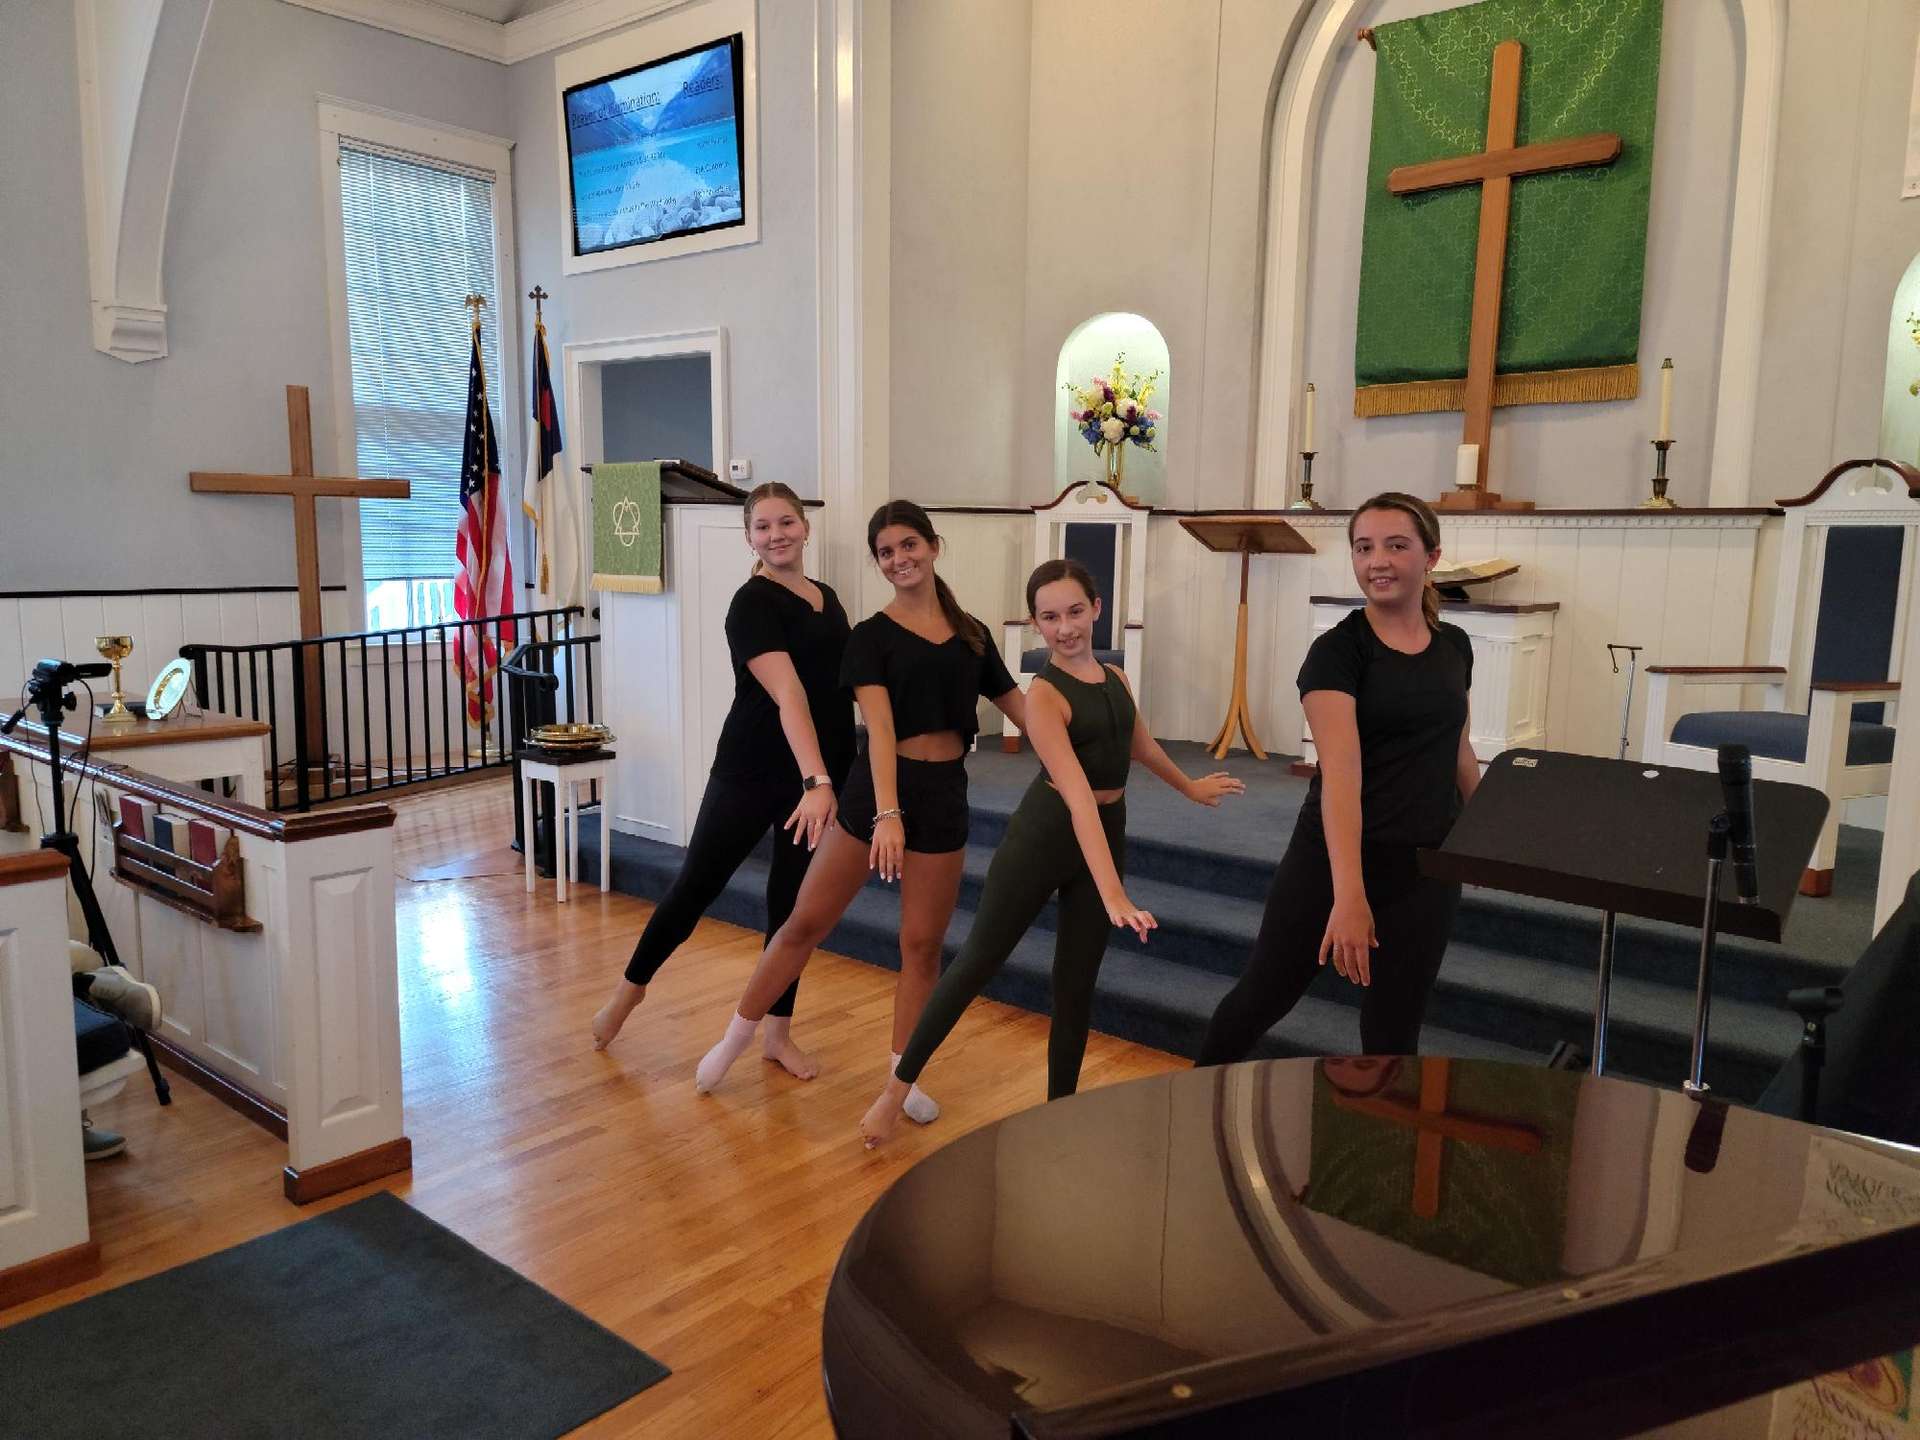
[6,779,1183,1435]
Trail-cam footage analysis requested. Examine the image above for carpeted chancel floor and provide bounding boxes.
[0,1192,667,1440]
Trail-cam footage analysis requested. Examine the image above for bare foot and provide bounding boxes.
[861,1080,911,1150]
[591,980,646,1051]
[762,1023,821,1081]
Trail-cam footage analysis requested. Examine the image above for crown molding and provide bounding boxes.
[282,0,699,66]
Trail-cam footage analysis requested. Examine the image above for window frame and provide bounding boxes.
[316,96,522,633]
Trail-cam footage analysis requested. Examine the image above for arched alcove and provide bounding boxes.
[1052,312,1171,504]
[1880,252,1920,465]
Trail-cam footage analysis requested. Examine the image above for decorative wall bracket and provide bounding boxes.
[74,0,214,363]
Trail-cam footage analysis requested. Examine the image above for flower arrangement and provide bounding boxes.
[1064,355,1162,486]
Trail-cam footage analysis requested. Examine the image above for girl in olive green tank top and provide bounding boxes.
[861,560,1245,1148]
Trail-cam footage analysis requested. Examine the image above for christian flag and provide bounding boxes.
[453,316,515,728]
[521,316,582,610]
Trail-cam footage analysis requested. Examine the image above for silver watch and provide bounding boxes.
[802,774,833,792]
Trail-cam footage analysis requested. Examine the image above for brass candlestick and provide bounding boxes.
[94,634,135,721]
[1289,451,1325,511]
[1641,439,1678,509]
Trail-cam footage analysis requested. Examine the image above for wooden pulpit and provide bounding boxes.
[1178,514,1315,761]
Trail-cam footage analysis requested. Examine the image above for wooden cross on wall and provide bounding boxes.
[1329,1057,1542,1219]
[191,385,409,764]
[1381,38,1623,511]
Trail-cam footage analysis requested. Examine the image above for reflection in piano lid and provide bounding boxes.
[821,1059,1920,1439]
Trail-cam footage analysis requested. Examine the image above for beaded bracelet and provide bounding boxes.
[873,807,906,824]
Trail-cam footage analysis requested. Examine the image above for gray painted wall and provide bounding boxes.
[503,0,820,497]
[601,355,714,468]
[0,0,510,593]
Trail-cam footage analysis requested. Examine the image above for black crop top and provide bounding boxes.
[840,611,1016,745]
[711,576,857,785]
[1295,608,1473,849]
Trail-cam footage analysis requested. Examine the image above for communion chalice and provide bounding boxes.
[94,634,135,722]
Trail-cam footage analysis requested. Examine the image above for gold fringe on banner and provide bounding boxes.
[1354,363,1640,417]
[592,572,663,594]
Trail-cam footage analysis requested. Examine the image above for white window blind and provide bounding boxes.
[340,139,503,586]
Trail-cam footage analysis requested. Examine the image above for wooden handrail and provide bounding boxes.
[0,731,392,842]
[1776,457,1920,508]
[0,851,68,888]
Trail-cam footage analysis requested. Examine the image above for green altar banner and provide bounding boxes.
[591,460,663,594]
[1354,0,1663,417]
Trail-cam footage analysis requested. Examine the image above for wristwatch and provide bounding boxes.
[802,774,833,792]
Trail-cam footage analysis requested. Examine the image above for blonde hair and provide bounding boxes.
[744,481,806,576]
[1348,491,1443,629]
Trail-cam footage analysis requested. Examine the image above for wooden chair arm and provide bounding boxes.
[1808,680,1899,695]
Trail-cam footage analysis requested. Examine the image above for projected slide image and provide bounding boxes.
[565,37,745,255]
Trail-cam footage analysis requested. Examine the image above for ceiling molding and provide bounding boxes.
[281,0,699,66]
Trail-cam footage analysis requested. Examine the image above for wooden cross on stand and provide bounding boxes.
[1328,1057,1542,1219]
[1381,38,1622,511]
[191,385,410,780]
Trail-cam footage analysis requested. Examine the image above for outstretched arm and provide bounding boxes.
[746,650,836,849]
[1024,680,1155,940]
[1114,667,1244,805]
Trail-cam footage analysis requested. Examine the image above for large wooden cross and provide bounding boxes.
[1385,39,1622,511]
[1329,1057,1542,1219]
[191,385,409,767]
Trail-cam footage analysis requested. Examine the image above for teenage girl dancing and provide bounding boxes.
[1197,491,1478,1064]
[591,482,853,1080]
[860,558,1243,1148]
[693,500,1026,1121]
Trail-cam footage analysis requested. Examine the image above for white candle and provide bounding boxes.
[1302,381,1316,453]
[1657,357,1674,442]
[1455,442,1480,490]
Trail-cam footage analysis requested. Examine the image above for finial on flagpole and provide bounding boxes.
[528,285,548,328]
[465,294,486,328]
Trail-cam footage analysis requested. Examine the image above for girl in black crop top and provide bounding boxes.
[695,501,1026,1118]
[591,485,855,1080]
[1197,493,1481,1065]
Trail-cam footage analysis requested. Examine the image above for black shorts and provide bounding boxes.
[836,753,970,854]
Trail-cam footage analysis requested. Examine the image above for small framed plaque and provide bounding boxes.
[146,658,194,721]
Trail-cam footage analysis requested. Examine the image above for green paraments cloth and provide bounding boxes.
[1353,0,1663,417]
[591,460,663,594]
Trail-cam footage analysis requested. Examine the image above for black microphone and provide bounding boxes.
[1717,743,1759,902]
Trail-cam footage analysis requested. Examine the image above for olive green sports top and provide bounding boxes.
[1037,662,1136,790]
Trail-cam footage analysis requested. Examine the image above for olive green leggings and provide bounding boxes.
[895,780,1125,1100]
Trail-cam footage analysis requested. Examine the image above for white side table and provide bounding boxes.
[518,749,614,902]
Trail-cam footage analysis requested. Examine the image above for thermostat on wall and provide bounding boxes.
[729,459,752,482]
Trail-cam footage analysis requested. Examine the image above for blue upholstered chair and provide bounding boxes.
[1640,459,1919,895]
[999,480,1150,751]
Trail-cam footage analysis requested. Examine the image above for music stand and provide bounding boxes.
[1178,514,1315,760]
[1421,749,1828,1083]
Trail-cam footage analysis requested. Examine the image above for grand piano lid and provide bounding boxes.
[821,1059,1920,1439]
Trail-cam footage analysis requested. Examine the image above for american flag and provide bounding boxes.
[453,314,514,728]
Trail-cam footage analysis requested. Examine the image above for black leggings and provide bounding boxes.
[1197,830,1459,1064]
[623,771,820,1016]
[895,782,1124,1100]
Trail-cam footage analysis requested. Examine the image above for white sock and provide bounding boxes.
[696,1013,759,1094]
[891,1053,940,1125]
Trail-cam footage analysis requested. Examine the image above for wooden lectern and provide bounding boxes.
[1178,514,1315,761]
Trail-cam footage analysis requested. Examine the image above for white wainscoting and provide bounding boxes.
[0,588,354,704]
[927,509,1778,764]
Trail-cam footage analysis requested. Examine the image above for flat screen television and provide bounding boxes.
[562,34,746,258]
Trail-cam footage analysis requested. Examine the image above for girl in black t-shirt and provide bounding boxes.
[590,483,856,1080]
[1197,492,1481,1063]
[694,501,1026,1117]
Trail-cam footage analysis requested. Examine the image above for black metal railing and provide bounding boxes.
[503,629,606,871]
[180,606,591,812]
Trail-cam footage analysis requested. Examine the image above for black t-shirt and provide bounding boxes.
[711,576,857,784]
[1296,608,1472,849]
[840,611,1016,745]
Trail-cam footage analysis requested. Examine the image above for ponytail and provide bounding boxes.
[1420,577,1441,631]
[867,499,986,654]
